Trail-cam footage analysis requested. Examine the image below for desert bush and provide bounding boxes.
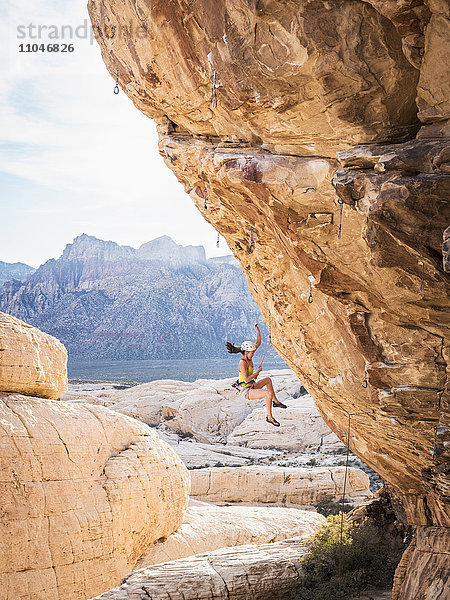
[315,496,353,517]
[294,514,403,600]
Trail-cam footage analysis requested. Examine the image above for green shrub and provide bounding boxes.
[295,514,402,600]
[315,496,353,517]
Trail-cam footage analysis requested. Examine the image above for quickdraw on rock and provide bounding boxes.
[420,262,425,294]
[337,198,344,239]
[113,69,120,95]
[211,68,217,109]
[216,232,220,248]
[208,53,217,109]
[317,370,323,390]
[307,277,314,304]
[203,187,208,212]
[249,227,255,253]
[287,210,292,232]
[362,364,368,388]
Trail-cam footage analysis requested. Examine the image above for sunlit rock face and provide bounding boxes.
[0,395,190,600]
[88,0,420,156]
[0,312,67,399]
[88,1,449,598]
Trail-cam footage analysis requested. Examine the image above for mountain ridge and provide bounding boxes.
[0,261,35,287]
[0,234,265,360]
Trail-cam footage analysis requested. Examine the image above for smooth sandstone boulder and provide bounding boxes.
[136,499,325,568]
[156,428,281,469]
[63,371,316,445]
[190,465,372,507]
[91,539,310,600]
[227,397,343,452]
[0,312,67,399]
[0,395,190,600]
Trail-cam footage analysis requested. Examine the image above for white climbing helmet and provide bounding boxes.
[241,341,256,352]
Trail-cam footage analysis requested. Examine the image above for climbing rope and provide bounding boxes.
[337,409,374,590]
[258,311,271,369]
[337,198,344,239]
[113,69,120,95]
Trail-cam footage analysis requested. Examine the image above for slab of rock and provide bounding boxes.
[0,312,67,399]
[190,465,372,507]
[0,395,189,600]
[63,371,307,444]
[91,538,308,600]
[417,11,450,124]
[392,526,450,600]
[136,499,325,569]
[227,395,343,453]
[156,428,280,469]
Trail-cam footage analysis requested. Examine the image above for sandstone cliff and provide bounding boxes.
[190,465,372,506]
[88,1,449,598]
[0,312,67,399]
[0,393,190,600]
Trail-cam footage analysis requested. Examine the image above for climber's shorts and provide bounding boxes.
[239,382,254,398]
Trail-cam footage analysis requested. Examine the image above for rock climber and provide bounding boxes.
[226,323,287,427]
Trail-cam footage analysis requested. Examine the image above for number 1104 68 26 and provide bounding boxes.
[19,43,74,52]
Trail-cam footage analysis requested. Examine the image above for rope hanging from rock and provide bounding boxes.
[113,69,120,95]
[337,198,344,239]
[207,52,217,109]
[337,410,374,589]
[216,232,220,248]
[258,311,271,369]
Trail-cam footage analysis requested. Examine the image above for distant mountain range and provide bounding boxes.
[0,261,35,287]
[0,234,266,360]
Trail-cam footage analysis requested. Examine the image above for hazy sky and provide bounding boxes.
[1,0,229,268]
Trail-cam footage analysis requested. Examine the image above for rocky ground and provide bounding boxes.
[64,369,382,491]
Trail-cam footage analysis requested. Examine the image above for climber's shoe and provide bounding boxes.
[266,416,280,427]
[272,400,287,409]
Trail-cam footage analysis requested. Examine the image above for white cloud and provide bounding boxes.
[0,0,230,266]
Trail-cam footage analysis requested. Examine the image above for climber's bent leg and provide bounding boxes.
[246,387,276,421]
